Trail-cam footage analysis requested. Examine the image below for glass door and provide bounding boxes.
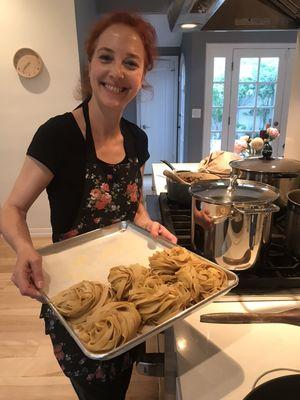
[227,49,287,156]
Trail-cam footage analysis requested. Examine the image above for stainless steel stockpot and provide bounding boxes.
[230,157,300,207]
[190,179,280,271]
[286,189,300,258]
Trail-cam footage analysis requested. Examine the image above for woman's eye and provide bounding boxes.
[125,60,139,69]
[99,54,112,62]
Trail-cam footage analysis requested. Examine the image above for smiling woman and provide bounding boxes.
[0,11,176,400]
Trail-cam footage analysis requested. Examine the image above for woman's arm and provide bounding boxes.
[0,156,53,299]
[133,166,177,244]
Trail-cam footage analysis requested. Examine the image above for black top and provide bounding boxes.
[27,112,149,238]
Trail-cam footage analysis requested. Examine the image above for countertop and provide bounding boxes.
[174,298,300,400]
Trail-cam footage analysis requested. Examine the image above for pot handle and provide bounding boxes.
[233,203,280,215]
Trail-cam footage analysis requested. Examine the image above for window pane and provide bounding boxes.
[236,108,254,131]
[211,108,223,130]
[210,132,222,152]
[238,83,256,106]
[235,131,252,140]
[257,84,276,106]
[212,83,224,106]
[255,108,274,131]
[213,57,225,82]
[239,58,259,82]
[259,58,279,82]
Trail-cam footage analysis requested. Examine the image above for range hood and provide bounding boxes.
[167,0,300,31]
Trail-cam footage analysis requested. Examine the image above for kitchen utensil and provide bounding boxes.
[230,157,300,207]
[286,189,300,258]
[200,308,300,326]
[161,160,189,173]
[191,179,280,270]
[163,170,220,206]
[163,169,189,185]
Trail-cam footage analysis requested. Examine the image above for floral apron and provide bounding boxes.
[40,99,142,383]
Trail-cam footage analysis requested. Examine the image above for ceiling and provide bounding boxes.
[95,0,173,14]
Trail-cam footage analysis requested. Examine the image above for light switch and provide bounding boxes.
[192,108,201,118]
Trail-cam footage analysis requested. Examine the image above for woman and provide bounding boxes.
[0,12,176,400]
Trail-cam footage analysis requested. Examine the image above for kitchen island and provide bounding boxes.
[174,298,300,400]
[151,162,300,400]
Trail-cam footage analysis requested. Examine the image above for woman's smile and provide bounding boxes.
[101,82,128,94]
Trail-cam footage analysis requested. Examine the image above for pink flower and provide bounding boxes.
[94,217,101,224]
[127,183,138,194]
[95,193,112,210]
[267,127,280,140]
[130,192,138,202]
[90,188,101,199]
[101,183,110,192]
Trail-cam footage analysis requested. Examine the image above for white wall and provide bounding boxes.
[285,32,300,161]
[0,0,80,236]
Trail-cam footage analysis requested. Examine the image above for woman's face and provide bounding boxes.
[89,23,145,111]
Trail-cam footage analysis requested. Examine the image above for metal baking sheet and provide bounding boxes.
[38,221,238,360]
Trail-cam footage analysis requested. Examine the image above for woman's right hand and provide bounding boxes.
[11,245,44,301]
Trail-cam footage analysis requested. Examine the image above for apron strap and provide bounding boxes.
[82,99,97,160]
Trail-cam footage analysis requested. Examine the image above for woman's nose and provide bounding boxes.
[108,62,125,79]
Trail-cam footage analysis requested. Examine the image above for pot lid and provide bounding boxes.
[190,179,279,205]
[230,157,300,175]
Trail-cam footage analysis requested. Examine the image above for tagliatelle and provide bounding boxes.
[149,247,192,279]
[108,264,149,300]
[73,302,141,352]
[52,280,112,319]
[128,282,189,325]
[176,261,227,302]
[50,246,228,354]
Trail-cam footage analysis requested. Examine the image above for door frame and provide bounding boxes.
[202,42,295,158]
[136,56,179,164]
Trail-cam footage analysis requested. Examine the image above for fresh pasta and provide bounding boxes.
[108,264,149,300]
[73,302,141,352]
[52,280,112,319]
[50,246,228,354]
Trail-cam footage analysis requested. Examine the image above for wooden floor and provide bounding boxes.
[0,236,159,400]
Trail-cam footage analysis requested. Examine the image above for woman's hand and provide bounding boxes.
[194,208,213,230]
[11,245,44,301]
[146,221,177,244]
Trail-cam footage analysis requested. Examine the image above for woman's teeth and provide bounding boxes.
[103,83,125,93]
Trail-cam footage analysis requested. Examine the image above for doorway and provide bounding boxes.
[203,44,295,157]
[137,56,178,174]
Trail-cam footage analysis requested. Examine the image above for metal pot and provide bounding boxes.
[286,189,300,258]
[191,179,280,271]
[230,157,300,207]
[163,170,220,206]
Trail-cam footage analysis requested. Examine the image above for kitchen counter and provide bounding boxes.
[174,298,300,400]
[152,163,199,195]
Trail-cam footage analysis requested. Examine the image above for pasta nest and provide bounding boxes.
[149,247,193,280]
[108,264,149,300]
[128,282,190,325]
[73,302,141,352]
[52,280,113,319]
[176,260,227,302]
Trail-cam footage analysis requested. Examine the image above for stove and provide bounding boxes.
[147,193,300,297]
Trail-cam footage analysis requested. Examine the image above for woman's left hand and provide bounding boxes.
[147,221,177,244]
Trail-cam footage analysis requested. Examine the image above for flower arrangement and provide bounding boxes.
[234,124,280,159]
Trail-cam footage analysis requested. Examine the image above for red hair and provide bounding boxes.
[85,12,157,73]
